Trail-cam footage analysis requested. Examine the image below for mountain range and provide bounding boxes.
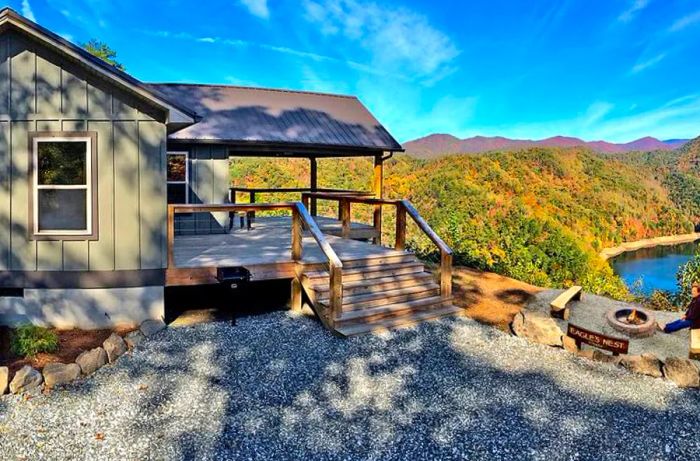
[403,134,689,158]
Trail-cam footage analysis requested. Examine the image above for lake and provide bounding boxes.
[611,241,699,295]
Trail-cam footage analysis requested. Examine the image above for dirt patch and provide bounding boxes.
[451,267,543,331]
[0,326,134,377]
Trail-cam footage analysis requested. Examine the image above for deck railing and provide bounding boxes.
[301,192,453,299]
[229,187,373,216]
[167,202,344,324]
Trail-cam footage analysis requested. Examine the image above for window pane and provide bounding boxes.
[38,189,87,231]
[37,141,87,185]
[167,154,186,182]
[167,183,187,204]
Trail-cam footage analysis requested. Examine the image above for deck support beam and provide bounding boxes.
[373,155,384,244]
[291,277,303,311]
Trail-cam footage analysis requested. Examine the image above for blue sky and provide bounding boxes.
[11,0,700,142]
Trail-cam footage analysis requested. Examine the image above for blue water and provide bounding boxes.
[611,241,699,295]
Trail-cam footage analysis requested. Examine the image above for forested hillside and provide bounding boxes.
[230,140,700,298]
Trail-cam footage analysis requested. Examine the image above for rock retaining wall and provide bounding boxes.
[0,318,166,397]
[512,310,700,388]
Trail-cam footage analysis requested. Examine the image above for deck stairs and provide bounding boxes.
[299,253,462,336]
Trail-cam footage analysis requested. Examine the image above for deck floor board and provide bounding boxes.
[173,216,404,268]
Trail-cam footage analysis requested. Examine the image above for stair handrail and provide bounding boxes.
[292,202,344,323]
[300,192,453,299]
[167,202,344,324]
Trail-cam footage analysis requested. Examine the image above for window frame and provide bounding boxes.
[28,131,99,241]
[166,151,189,204]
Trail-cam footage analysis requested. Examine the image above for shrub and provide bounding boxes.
[641,290,679,312]
[10,325,59,358]
[675,251,700,307]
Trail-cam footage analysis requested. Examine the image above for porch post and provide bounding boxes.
[310,156,318,216]
[373,154,384,244]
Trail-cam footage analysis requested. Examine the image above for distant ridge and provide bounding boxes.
[404,134,690,159]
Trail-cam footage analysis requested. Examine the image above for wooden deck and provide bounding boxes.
[168,216,403,285]
[166,200,459,336]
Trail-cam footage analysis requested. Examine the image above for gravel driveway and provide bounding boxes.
[1,310,700,460]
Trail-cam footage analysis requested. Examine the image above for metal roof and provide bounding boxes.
[148,83,403,153]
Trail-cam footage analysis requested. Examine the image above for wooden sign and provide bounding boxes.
[567,323,629,355]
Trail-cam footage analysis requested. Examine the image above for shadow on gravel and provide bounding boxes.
[12,313,700,460]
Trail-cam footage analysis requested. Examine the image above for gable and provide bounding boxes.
[0,8,195,125]
[0,29,166,122]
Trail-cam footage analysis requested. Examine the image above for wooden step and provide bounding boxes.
[313,272,435,298]
[319,284,440,310]
[338,253,417,269]
[336,296,450,326]
[334,305,464,337]
[298,253,417,273]
[303,262,425,284]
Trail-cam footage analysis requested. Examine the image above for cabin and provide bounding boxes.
[0,8,460,336]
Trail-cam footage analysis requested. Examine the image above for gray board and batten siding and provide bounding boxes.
[0,29,169,275]
[172,143,230,236]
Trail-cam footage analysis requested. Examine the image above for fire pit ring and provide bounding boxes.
[605,307,656,338]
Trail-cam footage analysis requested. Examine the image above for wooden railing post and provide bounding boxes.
[291,206,302,261]
[340,198,351,239]
[440,251,452,299]
[329,264,343,326]
[395,203,406,250]
[249,191,256,221]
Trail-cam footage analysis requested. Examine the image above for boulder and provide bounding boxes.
[140,319,166,337]
[103,333,127,363]
[577,349,595,360]
[43,363,81,389]
[591,350,621,365]
[124,330,146,349]
[562,336,579,353]
[511,311,564,347]
[0,366,8,395]
[9,365,43,394]
[663,357,700,388]
[76,347,107,375]
[620,353,664,378]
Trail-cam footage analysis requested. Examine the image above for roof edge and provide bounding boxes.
[0,8,197,124]
[148,82,359,101]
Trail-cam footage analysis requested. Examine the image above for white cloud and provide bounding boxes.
[21,0,36,21]
[239,0,269,19]
[302,0,459,82]
[618,0,649,23]
[144,29,398,79]
[630,53,666,73]
[669,10,700,33]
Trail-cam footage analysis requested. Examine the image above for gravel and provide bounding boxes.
[528,289,693,360]
[1,310,700,460]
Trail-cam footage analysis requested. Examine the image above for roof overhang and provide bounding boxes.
[167,138,405,157]
[0,8,196,126]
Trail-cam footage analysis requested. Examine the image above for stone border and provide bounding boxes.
[0,319,167,397]
[512,310,700,388]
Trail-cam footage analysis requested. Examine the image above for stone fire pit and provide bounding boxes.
[606,307,656,338]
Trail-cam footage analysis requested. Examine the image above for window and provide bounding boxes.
[30,133,97,239]
[167,151,188,204]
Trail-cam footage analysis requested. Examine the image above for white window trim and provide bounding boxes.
[167,151,189,204]
[32,136,93,236]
